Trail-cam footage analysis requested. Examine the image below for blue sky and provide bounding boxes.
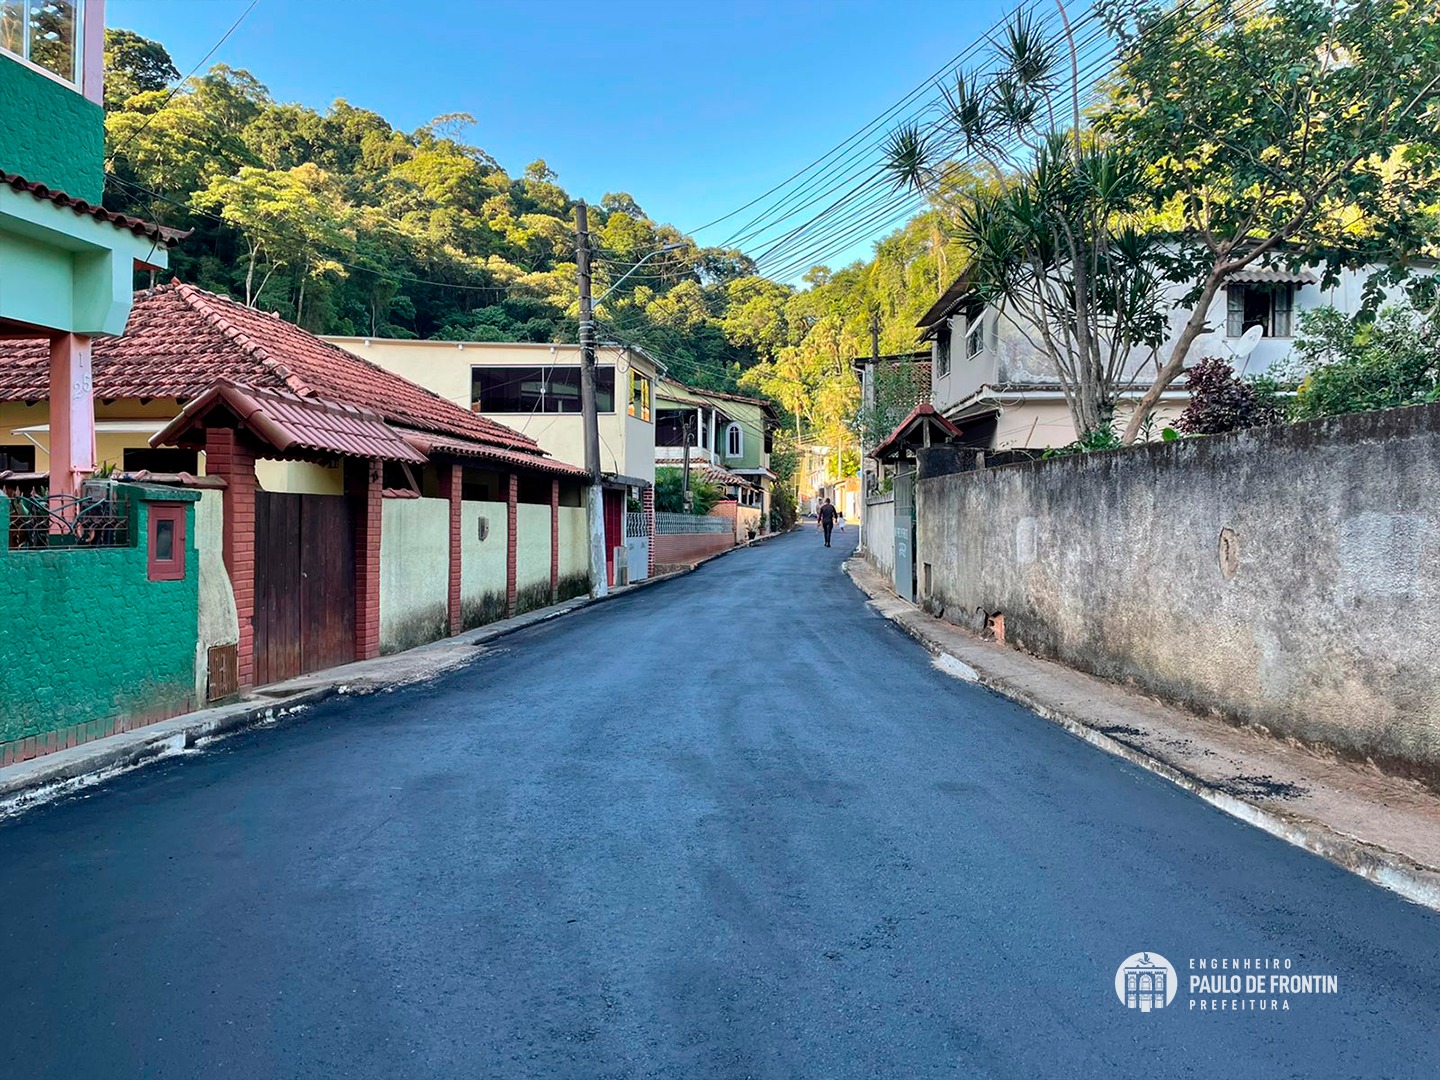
[109,0,1013,270]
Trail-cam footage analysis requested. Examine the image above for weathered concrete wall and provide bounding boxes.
[556,506,590,599]
[917,403,1440,781]
[515,503,552,614]
[379,498,449,654]
[193,489,239,702]
[460,500,509,628]
[0,485,199,763]
[863,495,895,580]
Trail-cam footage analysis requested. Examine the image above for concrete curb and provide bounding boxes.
[843,557,1440,912]
[0,553,726,819]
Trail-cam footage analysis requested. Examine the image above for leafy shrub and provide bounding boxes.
[1289,304,1440,421]
[1175,358,1283,435]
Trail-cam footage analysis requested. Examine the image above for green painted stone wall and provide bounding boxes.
[0,486,200,749]
[0,56,104,202]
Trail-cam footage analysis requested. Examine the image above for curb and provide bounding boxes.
[0,553,726,819]
[0,687,340,818]
[843,558,1440,912]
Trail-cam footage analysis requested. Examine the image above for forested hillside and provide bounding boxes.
[100,29,963,446]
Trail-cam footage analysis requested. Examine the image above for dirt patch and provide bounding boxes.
[1213,774,1310,801]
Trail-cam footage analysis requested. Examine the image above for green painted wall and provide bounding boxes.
[0,486,200,749]
[0,56,104,202]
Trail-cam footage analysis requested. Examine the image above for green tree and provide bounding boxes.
[654,466,721,515]
[103,29,178,112]
[1099,0,1440,442]
[884,9,1167,438]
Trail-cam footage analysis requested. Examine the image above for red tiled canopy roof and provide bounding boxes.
[1,171,187,248]
[869,403,963,461]
[154,382,429,464]
[0,283,545,455]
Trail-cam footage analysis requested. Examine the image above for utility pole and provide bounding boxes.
[681,413,693,513]
[575,201,608,598]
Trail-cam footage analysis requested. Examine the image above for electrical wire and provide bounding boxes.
[106,0,262,165]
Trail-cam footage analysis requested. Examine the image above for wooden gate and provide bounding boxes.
[254,492,356,686]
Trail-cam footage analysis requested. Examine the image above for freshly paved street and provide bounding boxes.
[3,531,1439,1079]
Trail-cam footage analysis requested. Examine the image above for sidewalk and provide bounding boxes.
[0,569,688,818]
[845,555,1440,912]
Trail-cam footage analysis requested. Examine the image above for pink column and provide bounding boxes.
[48,333,95,500]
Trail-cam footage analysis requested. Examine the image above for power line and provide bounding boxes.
[106,0,262,165]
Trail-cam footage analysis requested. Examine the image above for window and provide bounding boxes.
[725,422,743,459]
[1227,284,1295,338]
[763,427,774,455]
[0,444,35,473]
[147,503,187,582]
[471,365,615,413]
[123,448,198,474]
[935,322,952,379]
[966,315,984,358]
[1,0,84,85]
[628,372,651,421]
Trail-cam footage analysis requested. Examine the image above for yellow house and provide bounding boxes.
[323,337,659,489]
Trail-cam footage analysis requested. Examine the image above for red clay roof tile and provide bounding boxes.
[0,171,187,246]
[0,283,547,457]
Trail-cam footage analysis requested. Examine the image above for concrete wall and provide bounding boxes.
[193,489,239,702]
[917,402,1440,781]
[379,497,450,654]
[556,505,589,598]
[515,502,552,614]
[460,500,508,629]
[654,533,733,568]
[0,485,199,763]
[863,495,895,579]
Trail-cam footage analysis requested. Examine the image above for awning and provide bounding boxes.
[12,420,165,435]
[154,381,428,463]
[1226,268,1318,285]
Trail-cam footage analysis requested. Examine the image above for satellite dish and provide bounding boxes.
[1231,324,1265,360]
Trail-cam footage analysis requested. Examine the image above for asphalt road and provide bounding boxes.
[3,529,1439,1079]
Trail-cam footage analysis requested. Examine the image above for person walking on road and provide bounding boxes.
[817,498,837,547]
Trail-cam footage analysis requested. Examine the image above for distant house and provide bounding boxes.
[0,284,590,702]
[325,336,659,582]
[916,261,1405,449]
[654,381,777,525]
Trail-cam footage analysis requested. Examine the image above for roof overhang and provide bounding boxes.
[401,429,589,478]
[154,381,428,464]
[1225,268,1319,285]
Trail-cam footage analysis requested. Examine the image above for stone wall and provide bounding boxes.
[0,485,200,763]
[917,402,1440,781]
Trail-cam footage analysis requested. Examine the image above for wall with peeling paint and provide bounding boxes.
[917,402,1440,781]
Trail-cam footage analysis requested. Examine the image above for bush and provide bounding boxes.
[654,466,721,515]
[1289,304,1440,421]
[1175,358,1283,435]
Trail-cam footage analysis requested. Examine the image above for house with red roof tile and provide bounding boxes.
[0,284,596,730]
[325,336,663,585]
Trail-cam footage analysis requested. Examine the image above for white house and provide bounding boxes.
[917,262,1406,449]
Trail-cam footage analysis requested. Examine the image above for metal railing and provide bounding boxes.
[625,511,648,539]
[655,512,732,535]
[5,491,132,550]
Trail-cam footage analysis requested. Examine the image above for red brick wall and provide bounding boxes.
[206,428,257,687]
[353,459,383,660]
[653,532,734,568]
[506,472,518,617]
[441,464,462,636]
